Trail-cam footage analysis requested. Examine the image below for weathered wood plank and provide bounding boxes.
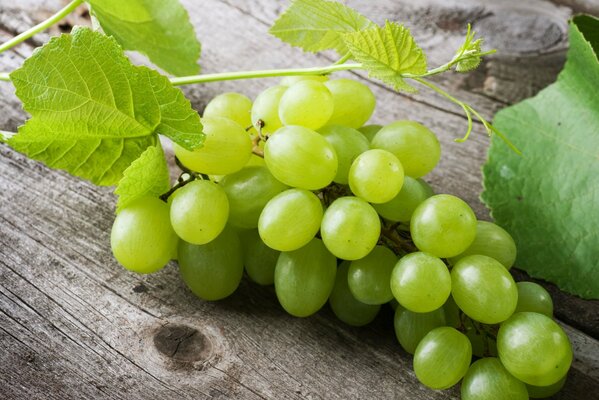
[0,0,598,399]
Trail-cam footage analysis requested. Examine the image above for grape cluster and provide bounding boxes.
[110,75,572,399]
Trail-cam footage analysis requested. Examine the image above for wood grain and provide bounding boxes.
[0,0,598,398]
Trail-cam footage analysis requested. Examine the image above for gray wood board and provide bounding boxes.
[0,0,597,398]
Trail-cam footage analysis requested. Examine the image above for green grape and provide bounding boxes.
[372,176,433,222]
[203,92,252,128]
[170,180,229,245]
[417,178,435,197]
[278,80,334,130]
[178,227,244,301]
[318,125,369,184]
[111,196,178,274]
[394,307,446,354]
[443,296,461,329]
[414,327,472,389]
[174,116,252,175]
[461,358,528,400]
[220,166,288,229]
[251,85,287,134]
[246,153,266,167]
[347,245,398,305]
[348,149,404,203]
[280,75,328,86]
[371,120,441,178]
[449,221,517,269]
[410,194,477,258]
[515,282,553,317]
[274,238,337,317]
[239,229,279,285]
[329,261,381,326]
[258,189,323,252]
[451,255,518,324]
[390,252,451,313]
[358,124,382,142]
[526,375,567,398]
[498,312,572,386]
[264,125,337,190]
[320,197,381,260]
[324,78,376,128]
[464,319,498,358]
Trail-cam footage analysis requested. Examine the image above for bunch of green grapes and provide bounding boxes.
[110,75,572,399]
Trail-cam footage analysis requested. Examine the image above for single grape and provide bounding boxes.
[239,229,279,285]
[174,116,252,175]
[246,152,266,168]
[318,125,369,184]
[515,281,553,317]
[258,189,323,252]
[220,166,288,229]
[358,124,382,142]
[278,80,334,130]
[371,120,441,178]
[410,194,477,258]
[320,197,381,260]
[461,358,528,400]
[264,125,337,190]
[203,92,252,128]
[347,245,398,305]
[280,75,328,86]
[329,261,381,326]
[526,375,567,398]
[451,255,518,324]
[178,227,244,301]
[274,238,336,317]
[394,307,446,354]
[498,312,572,386]
[251,85,287,134]
[111,197,178,274]
[372,176,432,222]
[449,221,517,269]
[414,327,472,389]
[391,252,451,313]
[324,78,376,128]
[170,180,229,245]
[348,149,404,203]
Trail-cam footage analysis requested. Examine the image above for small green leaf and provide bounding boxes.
[482,15,599,299]
[269,0,374,56]
[454,25,484,73]
[343,21,427,92]
[88,0,201,76]
[115,143,170,213]
[9,27,203,186]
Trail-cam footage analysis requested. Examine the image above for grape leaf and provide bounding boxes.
[269,0,374,56]
[9,27,203,186]
[88,0,201,76]
[115,143,170,213]
[454,25,484,73]
[482,15,599,299]
[342,21,427,92]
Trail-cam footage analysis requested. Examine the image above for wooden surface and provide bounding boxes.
[0,0,598,399]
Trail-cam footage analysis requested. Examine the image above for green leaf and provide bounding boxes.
[9,27,203,186]
[482,15,599,299]
[454,25,484,73]
[88,0,201,76]
[115,143,170,213]
[343,21,427,92]
[269,0,374,56]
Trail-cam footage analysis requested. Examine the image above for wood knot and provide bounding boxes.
[153,324,213,363]
[474,6,568,55]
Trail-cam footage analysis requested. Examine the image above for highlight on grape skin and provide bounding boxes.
[109,75,574,398]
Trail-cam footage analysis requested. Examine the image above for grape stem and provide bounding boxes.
[0,0,84,54]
